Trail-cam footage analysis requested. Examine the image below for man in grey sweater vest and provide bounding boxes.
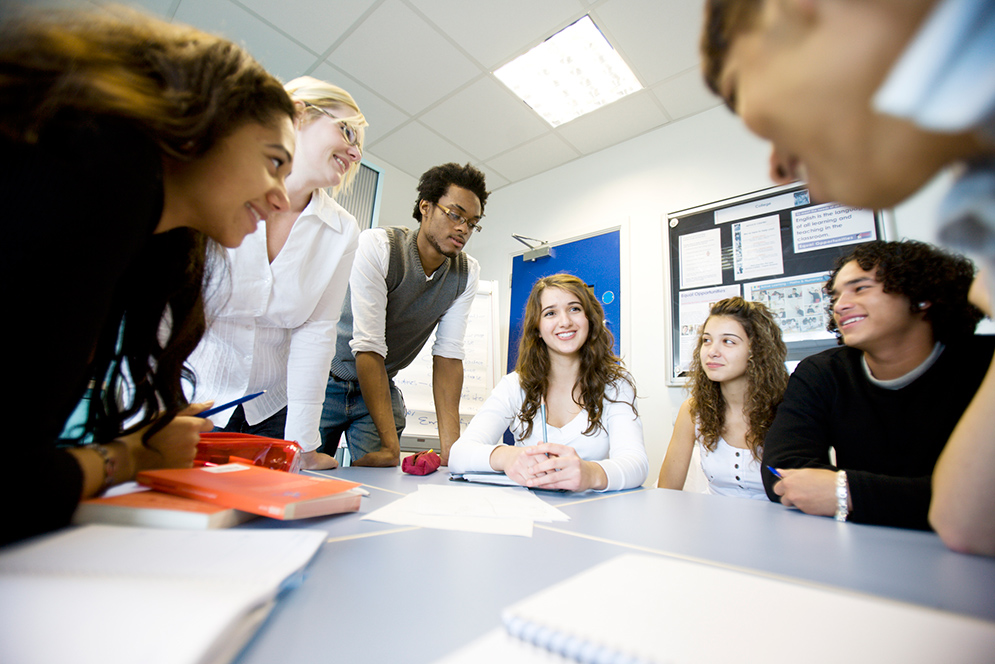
[318,163,488,467]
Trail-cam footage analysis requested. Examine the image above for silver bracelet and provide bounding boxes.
[834,470,849,522]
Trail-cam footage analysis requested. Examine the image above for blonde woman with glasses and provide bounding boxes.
[187,76,368,470]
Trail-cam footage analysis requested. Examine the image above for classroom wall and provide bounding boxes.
[374,104,952,484]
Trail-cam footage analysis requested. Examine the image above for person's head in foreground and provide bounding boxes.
[0,6,296,434]
[689,297,789,462]
[700,0,992,210]
[516,273,634,439]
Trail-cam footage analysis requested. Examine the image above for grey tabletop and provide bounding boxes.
[232,467,995,664]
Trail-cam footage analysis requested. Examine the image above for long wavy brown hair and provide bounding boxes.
[688,297,788,461]
[0,6,295,443]
[515,274,636,440]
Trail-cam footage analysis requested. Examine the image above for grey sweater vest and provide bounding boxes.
[330,226,469,380]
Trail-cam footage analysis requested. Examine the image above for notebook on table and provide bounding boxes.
[437,553,995,664]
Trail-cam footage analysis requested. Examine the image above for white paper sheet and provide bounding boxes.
[360,484,569,537]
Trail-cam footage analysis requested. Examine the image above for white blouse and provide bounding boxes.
[187,188,360,451]
[448,372,648,491]
[698,432,766,500]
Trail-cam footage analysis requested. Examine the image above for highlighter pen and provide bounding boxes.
[198,391,266,418]
[766,465,784,479]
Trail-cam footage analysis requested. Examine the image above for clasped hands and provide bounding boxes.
[503,443,605,492]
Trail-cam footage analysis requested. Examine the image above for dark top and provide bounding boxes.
[762,337,995,530]
[2,113,163,545]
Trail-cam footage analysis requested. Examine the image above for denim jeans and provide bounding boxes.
[319,374,406,460]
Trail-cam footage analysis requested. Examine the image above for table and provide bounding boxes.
[233,468,995,663]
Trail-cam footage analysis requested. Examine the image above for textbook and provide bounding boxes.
[438,553,995,664]
[138,463,363,520]
[0,525,326,664]
[73,485,256,530]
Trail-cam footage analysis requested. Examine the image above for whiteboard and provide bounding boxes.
[393,280,500,446]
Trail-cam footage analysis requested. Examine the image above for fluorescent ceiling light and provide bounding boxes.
[494,15,643,128]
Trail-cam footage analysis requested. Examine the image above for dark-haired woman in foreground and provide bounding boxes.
[449,274,647,492]
[1,7,297,543]
[659,297,788,499]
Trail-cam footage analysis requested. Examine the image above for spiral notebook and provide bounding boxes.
[437,553,995,664]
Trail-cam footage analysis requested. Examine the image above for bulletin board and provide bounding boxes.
[665,182,886,386]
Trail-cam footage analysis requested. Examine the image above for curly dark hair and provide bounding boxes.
[825,240,982,344]
[688,297,788,462]
[411,162,489,223]
[700,0,763,103]
[515,274,637,440]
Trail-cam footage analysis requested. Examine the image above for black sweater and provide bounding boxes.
[762,337,995,530]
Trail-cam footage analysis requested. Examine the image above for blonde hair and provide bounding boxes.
[285,75,368,195]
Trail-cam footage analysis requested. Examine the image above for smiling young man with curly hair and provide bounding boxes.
[761,241,992,529]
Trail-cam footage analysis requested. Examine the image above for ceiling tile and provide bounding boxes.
[651,68,724,121]
[472,163,511,193]
[311,61,411,143]
[408,0,586,68]
[174,0,318,81]
[236,0,378,54]
[484,134,580,183]
[593,0,702,87]
[366,121,476,181]
[420,77,551,161]
[327,0,481,116]
[556,89,669,154]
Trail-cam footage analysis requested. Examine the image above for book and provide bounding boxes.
[438,553,995,664]
[72,485,256,530]
[138,463,363,520]
[0,524,327,664]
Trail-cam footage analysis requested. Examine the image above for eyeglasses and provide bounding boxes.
[435,202,483,233]
[304,103,362,154]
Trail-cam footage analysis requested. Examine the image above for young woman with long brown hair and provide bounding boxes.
[1,6,297,543]
[659,297,788,499]
[449,274,647,492]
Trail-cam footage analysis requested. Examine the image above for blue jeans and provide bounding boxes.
[319,375,406,460]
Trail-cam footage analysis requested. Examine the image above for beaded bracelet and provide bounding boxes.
[834,470,849,522]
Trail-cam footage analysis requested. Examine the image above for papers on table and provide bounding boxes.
[0,525,326,664]
[361,484,569,537]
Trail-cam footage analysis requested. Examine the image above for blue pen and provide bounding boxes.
[198,391,266,418]
[541,400,548,443]
[766,465,783,479]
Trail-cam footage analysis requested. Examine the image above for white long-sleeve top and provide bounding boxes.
[448,372,648,491]
[188,188,360,451]
[348,227,479,361]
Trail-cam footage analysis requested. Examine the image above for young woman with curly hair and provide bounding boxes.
[1,6,296,544]
[449,274,647,491]
[659,297,788,499]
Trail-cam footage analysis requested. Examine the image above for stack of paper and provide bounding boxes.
[0,525,326,664]
[362,484,568,536]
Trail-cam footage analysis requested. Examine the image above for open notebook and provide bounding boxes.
[437,553,995,664]
[0,525,326,664]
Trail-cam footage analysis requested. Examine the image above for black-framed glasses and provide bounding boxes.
[304,103,362,153]
[435,202,483,233]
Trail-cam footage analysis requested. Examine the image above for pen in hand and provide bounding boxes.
[766,465,784,479]
[197,391,266,418]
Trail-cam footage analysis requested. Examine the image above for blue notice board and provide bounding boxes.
[507,229,622,372]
